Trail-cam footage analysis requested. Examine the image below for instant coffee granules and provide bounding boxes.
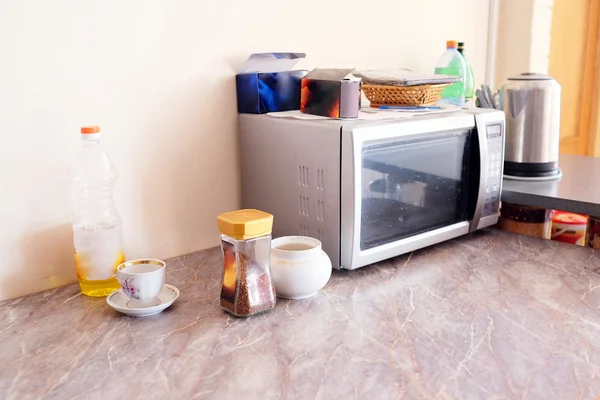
[217,210,276,317]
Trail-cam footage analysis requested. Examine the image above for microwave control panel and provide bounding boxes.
[483,123,503,217]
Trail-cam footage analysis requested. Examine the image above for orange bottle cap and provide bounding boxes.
[81,126,100,134]
[446,40,458,48]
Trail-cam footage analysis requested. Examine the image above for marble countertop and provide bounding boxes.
[502,154,600,216]
[2,229,600,399]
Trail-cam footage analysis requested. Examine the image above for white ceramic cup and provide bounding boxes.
[116,259,166,308]
[270,236,332,300]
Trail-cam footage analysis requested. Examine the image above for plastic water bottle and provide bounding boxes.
[72,126,124,297]
[434,40,467,106]
[457,41,475,100]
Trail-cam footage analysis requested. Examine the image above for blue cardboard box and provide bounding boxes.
[236,53,308,114]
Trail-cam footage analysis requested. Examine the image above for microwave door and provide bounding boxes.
[341,114,479,269]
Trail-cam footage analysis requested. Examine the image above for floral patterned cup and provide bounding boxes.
[116,259,165,308]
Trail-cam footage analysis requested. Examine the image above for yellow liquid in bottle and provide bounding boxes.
[74,226,125,297]
[78,276,121,297]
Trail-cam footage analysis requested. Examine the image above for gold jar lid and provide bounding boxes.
[217,209,273,240]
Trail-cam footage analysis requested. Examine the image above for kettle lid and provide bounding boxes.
[508,72,554,81]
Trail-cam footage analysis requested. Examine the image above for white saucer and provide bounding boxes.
[107,284,180,317]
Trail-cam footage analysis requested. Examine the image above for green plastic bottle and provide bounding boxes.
[457,42,474,100]
[434,40,467,106]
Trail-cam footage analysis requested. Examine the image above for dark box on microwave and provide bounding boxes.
[236,52,308,114]
[300,68,361,118]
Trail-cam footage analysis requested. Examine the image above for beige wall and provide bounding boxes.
[0,0,490,301]
[495,0,554,88]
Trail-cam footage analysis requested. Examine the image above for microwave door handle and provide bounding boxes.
[470,121,488,232]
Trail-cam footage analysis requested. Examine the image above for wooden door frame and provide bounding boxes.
[582,0,600,156]
[550,0,600,156]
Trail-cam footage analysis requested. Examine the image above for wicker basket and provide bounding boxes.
[362,83,451,107]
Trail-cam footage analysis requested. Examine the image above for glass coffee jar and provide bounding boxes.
[498,203,553,239]
[217,209,276,317]
[587,215,600,249]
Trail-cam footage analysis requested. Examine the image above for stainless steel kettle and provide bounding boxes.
[501,72,561,178]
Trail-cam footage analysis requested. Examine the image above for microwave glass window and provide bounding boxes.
[360,130,472,250]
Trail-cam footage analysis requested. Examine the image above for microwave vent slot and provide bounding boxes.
[300,224,310,236]
[317,169,324,191]
[299,165,309,187]
[317,229,324,241]
[299,196,309,217]
[317,200,324,221]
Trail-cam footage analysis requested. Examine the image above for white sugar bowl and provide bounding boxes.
[270,236,332,300]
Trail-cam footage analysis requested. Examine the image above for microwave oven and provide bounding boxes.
[239,109,505,269]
